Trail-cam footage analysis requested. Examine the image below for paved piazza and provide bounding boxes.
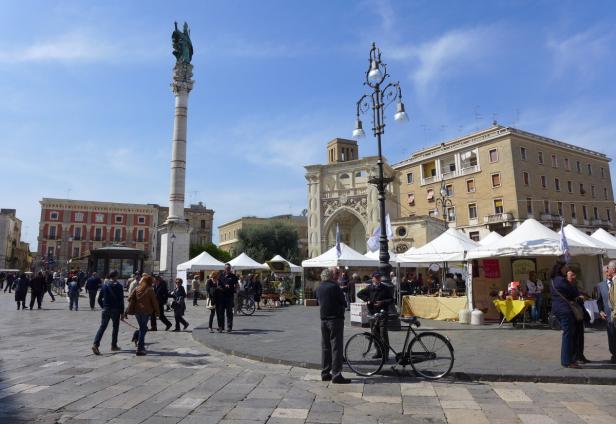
[2,293,616,424]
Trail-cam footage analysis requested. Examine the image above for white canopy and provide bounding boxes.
[177,251,225,272]
[228,253,270,270]
[266,255,302,273]
[364,249,399,264]
[478,231,503,246]
[592,228,616,253]
[467,218,605,259]
[397,228,480,265]
[302,242,378,268]
[563,225,616,258]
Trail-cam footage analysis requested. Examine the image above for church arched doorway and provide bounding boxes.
[324,208,367,254]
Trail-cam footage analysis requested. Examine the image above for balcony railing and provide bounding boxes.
[592,219,602,225]
[321,187,368,199]
[484,213,514,224]
[420,165,481,185]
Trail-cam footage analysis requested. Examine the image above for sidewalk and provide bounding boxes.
[193,305,616,384]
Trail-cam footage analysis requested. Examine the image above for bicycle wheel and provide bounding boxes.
[239,297,256,316]
[344,333,384,376]
[408,332,454,380]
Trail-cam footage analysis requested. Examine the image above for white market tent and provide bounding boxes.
[266,255,302,273]
[177,251,225,272]
[562,225,616,258]
[228,253,270,270]
[591,228,616,253]
[397,228,481,266]
[478,231,503,246]
[364,249,400,264]
[467,218,605,259]
[302,242,378,268]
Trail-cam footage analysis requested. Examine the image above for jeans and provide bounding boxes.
[88,290,97,309]
[556,311,576,366]
[321,318,344,377]
[531,294,542,322]
[135,313,150,351]
[69,293,79,310]
[93,309,121,348]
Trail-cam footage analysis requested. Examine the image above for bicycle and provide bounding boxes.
[344,312,454,380]
[237,292,256,316]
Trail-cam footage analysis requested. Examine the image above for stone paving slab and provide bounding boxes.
[192,304,616,384]
[2,292,616,423]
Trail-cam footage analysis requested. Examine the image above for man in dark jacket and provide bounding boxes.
[152,277,172,331]
[357,272,394,360]
[85,272,102,310]
[92,270,125,355]
[44,272,55,302]
[29,272,46,310]
[598,263,616,363]
[316,267,350,384]
[218,264,238,332]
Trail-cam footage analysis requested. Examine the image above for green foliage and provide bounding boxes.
[189,242,231,263]
[237,221,301,264]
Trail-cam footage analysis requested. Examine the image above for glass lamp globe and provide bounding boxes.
[368,61,382,81]
[352,119,366,139]
[394,102,409,122]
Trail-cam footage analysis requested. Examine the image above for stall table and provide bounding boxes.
[402,295,467,321]
[493,299,534,328]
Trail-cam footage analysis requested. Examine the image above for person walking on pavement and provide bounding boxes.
[29,271,46,310]
[550,260,580,368]
[92,270,125,355]
[192,275,201,306]
[171,278,189,331]
[316,267,350,384]
[357,272,394,361]
[14,273,28,310]
[4,272,15,293]
[567,270,590,364]
[44,272,55,302]
[85,272,102,310]
[151,277,172,331]
[597,261,616,363]
[205,272,221,332]
[67,276,80,311]
[125,274,159,356]
[218,263,238,332]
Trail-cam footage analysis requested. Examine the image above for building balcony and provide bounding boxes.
[592,219,602,226]
[484,213,514,226]
[420,165,481,186]
[321,187,368,199]
[540,213,561,222]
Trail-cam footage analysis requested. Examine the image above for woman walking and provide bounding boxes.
[126,274,159,356]
[172,278,189,331]
[205,272,221,332]
[14,273,28,310]
[550,260,580,368]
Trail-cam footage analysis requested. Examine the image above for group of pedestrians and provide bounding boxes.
[203,264,239,333]
[1,271,56,310]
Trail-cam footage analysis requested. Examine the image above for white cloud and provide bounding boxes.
[547,28,614,78]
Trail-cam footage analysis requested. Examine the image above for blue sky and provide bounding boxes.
[1,0,616,249]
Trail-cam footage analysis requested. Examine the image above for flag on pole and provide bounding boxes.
[367,226,380,252]
[385,214,393,239]
[559,218,570,264]
[336,223,342,258]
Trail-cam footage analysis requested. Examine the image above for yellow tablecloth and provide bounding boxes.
[492,299,534,322]
[402,296,468,321]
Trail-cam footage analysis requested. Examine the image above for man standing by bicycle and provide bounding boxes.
[357,271,394,361]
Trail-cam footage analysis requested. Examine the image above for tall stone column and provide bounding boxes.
[159,62,194,282]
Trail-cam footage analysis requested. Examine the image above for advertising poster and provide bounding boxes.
[482,259,501,278]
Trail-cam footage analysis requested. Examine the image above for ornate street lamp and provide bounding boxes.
[353,42,408,285]
[435,179,453,222]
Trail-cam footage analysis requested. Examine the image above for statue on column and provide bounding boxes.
[172,21,193,64]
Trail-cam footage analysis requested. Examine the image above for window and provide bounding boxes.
[406,172,414,184]
[551,154,558,168]
[428,209,438,218]
[554,178,560,191]
[200,219,206,229]
[466,179,476,193]
[491,173,501,188]
[426,189,434,201]
[582,205,588,220]
[48,226,57,239]
[576,161,581,173]
[137,229,145,242]
[557,201,563,216]
[601,167,605,178]
[567,181,573,193]
[593,207,599,220]
[468,203,477,219]
[541,175,547,189]
[607,209,612,222]
[94,228,102,241]
[72,247,80,258]
[591,185,596,198]
[494,199,504,214]
[47,246,54,257]
[50,211,59,221]
[571,204,577,219]
[580,183,585,195]
[114,228,121,241]
[489,148,499,163]
[564,158,570,170]
[543,200,550,214]
[75,212,84,222]
[74,227,82,240]
[446,207,456,222]
[523,172,529,186]
[538,151,544,164]
[445,184,454,197]
[95,213,104,223]
[526,198,533,214]
[138,216,146,224]
[469,231,480,242]
[115,215,123,224]
[396,227,407,237]
[587,164,592,176]
[407,193,415,206]
[520,147,527,160]
[604,187,609,200]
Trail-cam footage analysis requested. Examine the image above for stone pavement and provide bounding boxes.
[2,292,616,424]
[193,305,616,384]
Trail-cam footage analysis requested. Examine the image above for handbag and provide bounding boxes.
[552,281,584,322]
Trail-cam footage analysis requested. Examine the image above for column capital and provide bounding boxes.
[171,63,194,95]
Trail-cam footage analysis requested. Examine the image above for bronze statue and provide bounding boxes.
[172,21,193,64]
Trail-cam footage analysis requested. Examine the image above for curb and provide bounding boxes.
[192,329,616,386]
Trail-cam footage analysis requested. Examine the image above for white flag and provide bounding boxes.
[367,226,380,252]
[336,223,342,258]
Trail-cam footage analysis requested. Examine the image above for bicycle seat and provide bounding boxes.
[401,316,420,326]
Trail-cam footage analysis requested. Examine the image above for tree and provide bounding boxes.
[189,242,232,263]
[237,221,301,264]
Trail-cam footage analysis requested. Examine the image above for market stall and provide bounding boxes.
[263,255,303,305]
[176,251,225,291]
[228,253,270,271]
[592,228,616,254]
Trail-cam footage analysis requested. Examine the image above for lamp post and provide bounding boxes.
[435,179,454,223]
[170,233,176,284]
[353,42,408,286]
